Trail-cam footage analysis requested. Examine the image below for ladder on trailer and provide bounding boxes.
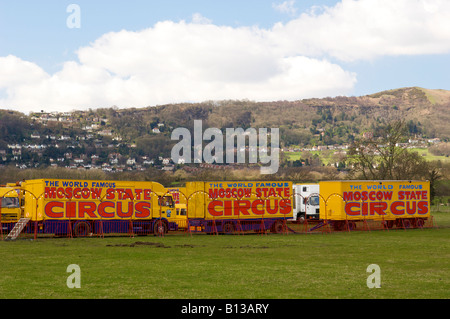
[6,218,30,240]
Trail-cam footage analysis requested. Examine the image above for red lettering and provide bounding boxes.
[116,189,124,199]
[361,202,368,215]
[122,189,134,200]
[57,188,65,199]
[65,187,73,199]
[45,202,64,218]
[391,201,404,215]
[81,188,90,199]
[134,189,142,200]
[406,201,416,215]
[208,200,223,217]
[78,202,97,218]
[399,191,427,200]
[44,200,157,219]
[90,188,102,200]
[144,189,152,200]
[361,191,368,201]
[106,188,115,200]
[266,199,279,214]
[233,200,251,216]
[135,202,151,218]
[383,191,393,200]
[345,202,360,216]
[345,202,388,216]
[261,188,269,197]
[66,201,76,218]
[117,202,133,218]
[224,200,232,216]
[209,189,218,199]
[45,187,57,199]
[73,188,82,199]
[251,199,265,215]
[268,188,276,197]
[98,201,115,218]
[279,199,291,215]
[418,201,429,215]
[370,202,387,215]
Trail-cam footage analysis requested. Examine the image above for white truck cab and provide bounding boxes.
[291,184,320,222]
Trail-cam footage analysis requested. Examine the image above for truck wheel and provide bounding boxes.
[333,221,345,231]
[383,220,394,229]
[297,215,305,224]
[416,218,425,228]
[222,222,234,234]
[347,221,356,231]
[73,221,91,237]
[402,219,411,229]
[271,220,285,233]
[153,221,167,235]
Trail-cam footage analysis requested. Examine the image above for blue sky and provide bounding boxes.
[1,0,449,113]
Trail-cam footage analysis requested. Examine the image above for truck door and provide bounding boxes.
[306,195,320,220]
[158,195,175,217]
[0,192,21,222]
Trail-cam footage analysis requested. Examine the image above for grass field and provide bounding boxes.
[1,213,449,300]
[283,147,450,164]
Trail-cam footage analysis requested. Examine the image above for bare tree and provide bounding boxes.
[347,121,430,180]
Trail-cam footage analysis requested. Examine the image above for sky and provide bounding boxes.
[0,0,450,114]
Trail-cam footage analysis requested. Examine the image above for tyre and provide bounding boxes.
[416,218,425,228]
[333,221,345,231]
[271,220,285,233]
[222,222,235,234]
[383,220,394,229]
[153,220,167,235]
[347,221,356,231]
[73,221,91,237]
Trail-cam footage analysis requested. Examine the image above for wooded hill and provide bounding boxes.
[102,86,450,147]
[1,87,449,163]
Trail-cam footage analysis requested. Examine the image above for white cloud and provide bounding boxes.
[1,0,450,113]
[270,0,450,61]
[272,1,298,16]
[191,13,213,25]
[0,20,356,113]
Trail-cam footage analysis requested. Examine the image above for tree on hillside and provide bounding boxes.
[347,121,431,180]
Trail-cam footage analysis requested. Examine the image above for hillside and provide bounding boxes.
[0,87,449,172]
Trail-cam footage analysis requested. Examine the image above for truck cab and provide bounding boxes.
[0,187,21,223]
[292,184,320,222]
[158,195,187,230]
[173,203,187,229]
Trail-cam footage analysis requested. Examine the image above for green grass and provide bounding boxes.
[408,147,450,163]
[1,213,449,299]
[283,147,450,164]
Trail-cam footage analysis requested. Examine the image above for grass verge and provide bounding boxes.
[0,213,449,299]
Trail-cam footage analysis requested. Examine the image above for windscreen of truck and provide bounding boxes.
[1,197,20,208]
[307,196,320,206]
[159,196,175,207]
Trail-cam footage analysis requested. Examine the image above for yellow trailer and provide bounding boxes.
[185,181,293,233]
[19,179,179,236]
[319,180,430,229]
